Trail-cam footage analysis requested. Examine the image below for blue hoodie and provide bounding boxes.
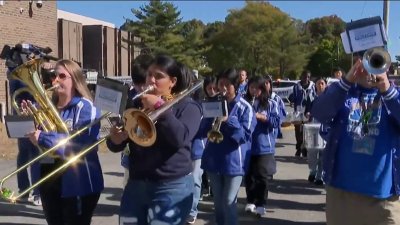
[311,78,400,197]
[292,81,315,112]
[38,96,104,198]
[251,99,280,155]
[201,94,256,176]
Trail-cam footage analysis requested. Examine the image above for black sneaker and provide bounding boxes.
[186,215,196,224]
[308,174,315,183]
[314,179,324,186]
[301,149,307,157]
[295,150,301,157]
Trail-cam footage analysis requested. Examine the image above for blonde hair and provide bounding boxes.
[55,59,93,101]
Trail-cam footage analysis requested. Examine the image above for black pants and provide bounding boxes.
[40,160,100,225]
[245,155,274,207]
[294,124,303,151]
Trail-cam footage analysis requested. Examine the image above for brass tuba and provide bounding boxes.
[10,58,69,133]
[1,58,111,203]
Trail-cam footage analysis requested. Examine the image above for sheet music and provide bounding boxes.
[4,115,36,138]
[94,85,123,114]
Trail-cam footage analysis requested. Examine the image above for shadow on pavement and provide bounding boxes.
[268,179,325,195]
[93,202,120,217]
[102,187,123,202]
[0,201,44,219]
[275,155,308,165]
[276,142,296,148]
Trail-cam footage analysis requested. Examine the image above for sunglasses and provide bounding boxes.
[51,73,71,81]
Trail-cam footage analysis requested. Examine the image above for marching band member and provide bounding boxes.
[266,75,287,139]
[107,55,202,225]
[290,71,315,157]
[201,68,256,225]
[244,76,280,217]
[187,76,217,224]
[304,77,327,185]
[26,59,104,225]
[312,59,400,225]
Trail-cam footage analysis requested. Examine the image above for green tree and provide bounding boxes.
[122,0,185,59]
[205,1,311,78]
[304,16,351,76]
[306,15,345,42]
[178,19,211,73]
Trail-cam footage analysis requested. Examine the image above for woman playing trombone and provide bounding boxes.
[107,54,202,225]
[25,59,104,225]
[200,68,256,225]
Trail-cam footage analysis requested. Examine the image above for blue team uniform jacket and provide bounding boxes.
[38,96,104,197]
[201,94,256,176]
[311,78,400,195]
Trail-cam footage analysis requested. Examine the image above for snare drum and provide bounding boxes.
[303,123,326,149]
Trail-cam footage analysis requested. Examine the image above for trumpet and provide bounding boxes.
[362,47,391,79]
[207,87,227,144]
[251,96,256,106]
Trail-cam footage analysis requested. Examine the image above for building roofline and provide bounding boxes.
[57,9,116,28]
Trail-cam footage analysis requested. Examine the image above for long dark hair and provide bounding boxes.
[245,76,270,109]
[217,68,240,91]
[149,54,192,94]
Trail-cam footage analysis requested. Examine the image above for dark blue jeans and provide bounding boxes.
[17,138,40,196]
[119,175,194,225]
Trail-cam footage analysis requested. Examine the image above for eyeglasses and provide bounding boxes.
[51,73,71,81]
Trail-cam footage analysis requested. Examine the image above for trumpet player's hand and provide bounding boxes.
[109,126,128,145]
[141,94,164,111]
[375,73,391,93]
[26,130,41,146]
[256,113,267,122]
[220,116,228,123]
[345,59,368,84]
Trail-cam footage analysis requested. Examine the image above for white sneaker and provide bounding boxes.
[245,203,256,213]
[255,206,266,217]
[28,195,42,206]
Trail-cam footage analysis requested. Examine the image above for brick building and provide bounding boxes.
[0,0,58,120]
[0,2,139,121]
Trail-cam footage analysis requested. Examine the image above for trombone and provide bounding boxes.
[0,59,203,202]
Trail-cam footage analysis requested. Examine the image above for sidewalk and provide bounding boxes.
[0,129,326,225]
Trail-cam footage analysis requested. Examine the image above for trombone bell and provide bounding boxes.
[123,109,157,147]
[362,47,391,75]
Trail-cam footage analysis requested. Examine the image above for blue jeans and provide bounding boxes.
[119,175,194,225]
[17,138,40,196]
[208,173,242,225]
[190,159,203,218]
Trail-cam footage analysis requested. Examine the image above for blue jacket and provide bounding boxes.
[271,92,287,122]
[311,78,400,195]
[292,81,315,112]
[201,95,256,176]
[191,116,208,160]
[107,96,202,181]
[38,96,104,197]
[251,99,280,155]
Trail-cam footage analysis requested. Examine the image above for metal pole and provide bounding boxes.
[383,0,389,35]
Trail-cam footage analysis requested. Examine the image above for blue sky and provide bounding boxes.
[57,1,400,59]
